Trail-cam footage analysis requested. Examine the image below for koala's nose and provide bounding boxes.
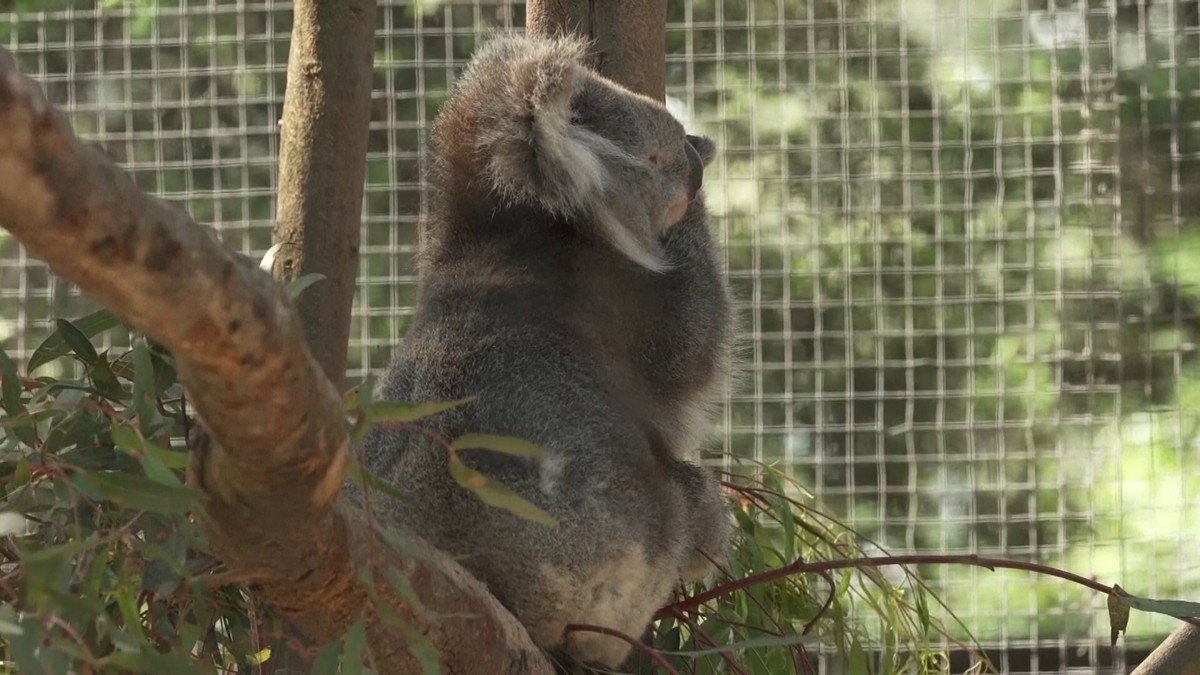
[684,138,704,202]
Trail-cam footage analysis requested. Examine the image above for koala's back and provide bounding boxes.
[359,229,705,664]
[353,32,735,669]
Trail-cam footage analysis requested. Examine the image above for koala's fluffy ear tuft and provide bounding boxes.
[469,36,605,214]
[688,134,718,169]
[463,35,671,273]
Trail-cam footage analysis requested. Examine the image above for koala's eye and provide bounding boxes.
[647,152,661,167]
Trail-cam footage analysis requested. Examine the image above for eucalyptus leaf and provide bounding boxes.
[284,273,326,300]
[54,318,101,366]
[450,433,548,459]
[447,456,558,528]
[365,397,474,423]
[76,470,201,513]
[26,309,122,374]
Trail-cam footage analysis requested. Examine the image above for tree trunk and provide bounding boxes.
[526,0,669,102]
[267,0,375,392]
[0,37,551,675]
[260,1,377,669]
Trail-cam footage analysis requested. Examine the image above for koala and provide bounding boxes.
[347,33,736,670]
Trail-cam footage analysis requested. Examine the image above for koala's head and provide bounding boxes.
[431,34,717,273]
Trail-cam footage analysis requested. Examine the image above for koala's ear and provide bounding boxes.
[474,36,605,215]
[687,135,717,168]
[471,36,669,273]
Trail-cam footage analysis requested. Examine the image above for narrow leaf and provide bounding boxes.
[311,640,341,675]
[1116,587,1200,621]
[341,618,366,675]
[0,347,37,448]
[130,341,158,437]
[102,651,202,675]
[366,397,474,424]
[450,433,548,459]
[27,309,122,373]
[285,273,326,300]
[447,456,557,528]
[76,470,201,513]
[54,318,100,366]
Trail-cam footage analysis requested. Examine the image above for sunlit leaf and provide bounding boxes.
[450,433,548,459]
[365,397,474,423]
[447,455,557,528]
[285,273,327,300]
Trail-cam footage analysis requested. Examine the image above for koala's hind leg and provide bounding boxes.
[667,460,731,582]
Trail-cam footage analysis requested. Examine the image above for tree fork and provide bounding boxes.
[0,33,551,675]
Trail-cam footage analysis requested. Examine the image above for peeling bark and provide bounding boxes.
[0,44,551,675]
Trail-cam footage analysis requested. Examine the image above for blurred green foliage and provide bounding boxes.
[1,0,1198,660]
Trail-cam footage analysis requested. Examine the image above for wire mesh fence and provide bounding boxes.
[2,0,1199,673]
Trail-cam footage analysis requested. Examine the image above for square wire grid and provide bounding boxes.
[2,1,1199,672]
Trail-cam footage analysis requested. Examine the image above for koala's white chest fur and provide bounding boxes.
[533,544,677,667]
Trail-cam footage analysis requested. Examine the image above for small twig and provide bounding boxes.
[668,553,1200,630]
[801,570,836,637]
[666,607,750,675]
[564,623,681,675]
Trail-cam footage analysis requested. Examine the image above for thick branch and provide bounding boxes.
[526,0,669,101]
[1131,625,1200,675]
[0,46,551,675]
[268,0,375,392]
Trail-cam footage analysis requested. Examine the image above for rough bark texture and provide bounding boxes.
[268,0,376,391]
[0,45,551,675]
[1131,624,1200,675]
[526,0,669,101]
[263,1,377,668]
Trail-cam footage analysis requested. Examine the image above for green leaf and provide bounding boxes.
[0,347,37,448]
[341,617,366,675]
[383,567,436,621]
[86,352,128,402]
[19,536,107,566]
[398,620,442,675]
[111,424,186,485]
[0,603,25,636]
[345,456,418,507]
[311,640,342,675]
[54,318,101,366]
[1119,593,1200,620]
[76,470,202,513]
[26,309,122,374]
[102,651,203,675]
[450,433,548,459]
[8,618,49,675]
[131,341,159,437]
[284,273,326,300]
[366,397,474,423]
[447,455,558,528]
[115,584,150,643]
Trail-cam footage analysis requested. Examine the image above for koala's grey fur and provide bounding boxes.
[347,33,736,670]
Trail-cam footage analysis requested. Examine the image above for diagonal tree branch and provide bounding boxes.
[1131,624,1200,675]
[0,44,551,675]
